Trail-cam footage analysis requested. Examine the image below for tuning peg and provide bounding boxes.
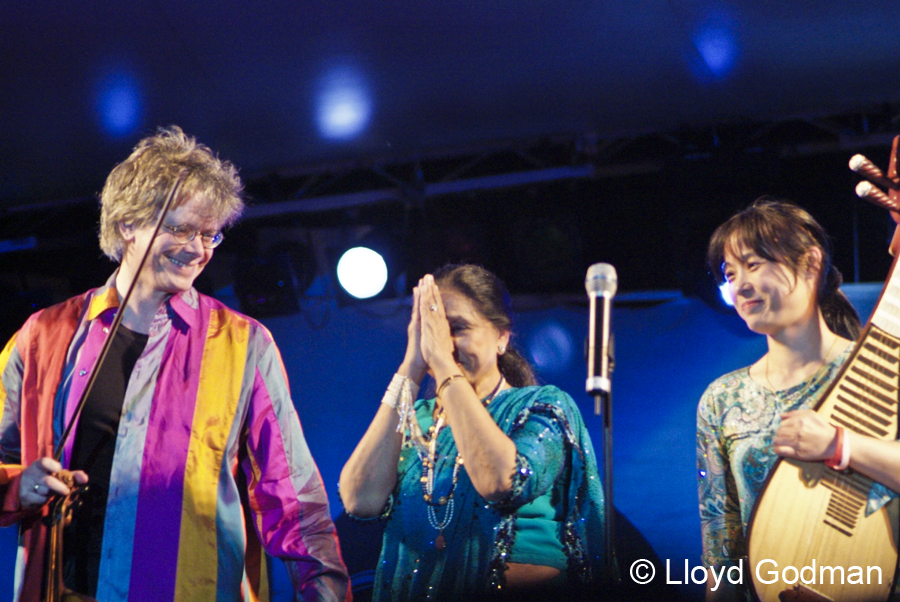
[850,154,900,191]
[856,181,900,211]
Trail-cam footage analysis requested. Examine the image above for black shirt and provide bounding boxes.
[63,325,148,596]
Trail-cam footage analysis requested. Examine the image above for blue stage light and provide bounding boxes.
[689,7,738,81]
[528,322,574,375]
[316,65,371,140]
[336,247,388,299]
[694,26,737,78]
[719,281,734,306]
[97,72,142,137]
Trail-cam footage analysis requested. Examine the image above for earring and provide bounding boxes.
[498,345,506,355]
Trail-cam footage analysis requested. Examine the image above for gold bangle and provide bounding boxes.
[436,374,466,399]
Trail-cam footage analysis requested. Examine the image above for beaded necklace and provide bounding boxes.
[422,374,505,551]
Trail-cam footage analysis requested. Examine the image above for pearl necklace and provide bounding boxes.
[422,375,505,551]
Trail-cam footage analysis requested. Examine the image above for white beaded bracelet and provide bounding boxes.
[381,373,419,410]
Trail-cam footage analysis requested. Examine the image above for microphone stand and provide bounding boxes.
[593,337,620,588]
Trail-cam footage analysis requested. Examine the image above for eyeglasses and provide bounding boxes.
[162,223,224,249]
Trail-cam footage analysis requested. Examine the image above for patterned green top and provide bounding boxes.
[695,348,853,568]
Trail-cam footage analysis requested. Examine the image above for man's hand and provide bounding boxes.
[18,458,88,511]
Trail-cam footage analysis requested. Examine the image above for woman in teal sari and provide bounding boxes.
[340,264,604,601]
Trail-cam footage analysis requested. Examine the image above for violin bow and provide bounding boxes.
[52,169,189,461]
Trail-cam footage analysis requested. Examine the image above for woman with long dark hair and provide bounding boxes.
[697,198,900,601]
[340,264,604,601]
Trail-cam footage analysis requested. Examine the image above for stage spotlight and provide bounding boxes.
[694,27,736,78]
[719,282,734,307]
[527,322,575,376]
[683,267,736,314]
[689,9,738,80]
[96,70,142,137]
[316,64,372,140]
[336,246,388,299]
[330,230,406,305]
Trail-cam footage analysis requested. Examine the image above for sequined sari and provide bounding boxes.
[374,385,605,602]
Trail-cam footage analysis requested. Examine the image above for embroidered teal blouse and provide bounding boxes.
[374,384,605,601]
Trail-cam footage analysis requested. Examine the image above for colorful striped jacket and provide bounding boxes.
[0,281,350,602]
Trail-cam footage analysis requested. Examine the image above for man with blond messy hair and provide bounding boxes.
[0,126,350,602]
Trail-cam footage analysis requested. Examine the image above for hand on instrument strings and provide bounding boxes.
[772,409,837,461]
[399,285,428,382]
[19,458,88,511]
[417,275,458,377]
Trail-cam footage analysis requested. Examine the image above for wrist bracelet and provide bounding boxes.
[836,429,851,471]
[436,374,466,399]
[825,426,844,470]
[381,374,419,409]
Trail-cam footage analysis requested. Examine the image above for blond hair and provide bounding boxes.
[99,125,244,261]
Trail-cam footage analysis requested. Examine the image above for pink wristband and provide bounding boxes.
[824,426,844,470]
[836,430,851,471]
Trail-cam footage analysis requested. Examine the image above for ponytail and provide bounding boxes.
[820,265,862,341]
[498,346,538,388]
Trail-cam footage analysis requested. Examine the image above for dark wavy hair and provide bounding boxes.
[707,197,861,341]
[433,264,538,387]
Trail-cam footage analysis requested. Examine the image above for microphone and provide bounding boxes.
[585,263,617,401]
